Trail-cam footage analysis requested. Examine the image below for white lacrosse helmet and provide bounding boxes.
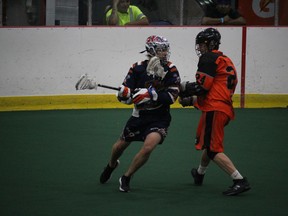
[141,35,170,64]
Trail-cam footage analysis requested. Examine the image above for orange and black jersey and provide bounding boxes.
[195,50,238,119]
[122,59,180,115]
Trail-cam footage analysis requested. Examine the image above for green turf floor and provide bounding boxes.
[0,108,287,216]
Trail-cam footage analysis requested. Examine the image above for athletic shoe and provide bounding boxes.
[223,177,251,196]
[119,175,131,192]
[191,168,205,185]
[99,160,120,184]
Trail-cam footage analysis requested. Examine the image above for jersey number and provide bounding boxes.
[227,75,236,89]
[196,74,206,85]
[226,66,237,90]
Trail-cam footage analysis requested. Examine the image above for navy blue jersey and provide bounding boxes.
[122,59,180,117]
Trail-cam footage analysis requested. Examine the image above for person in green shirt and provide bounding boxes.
[106,0,149,26]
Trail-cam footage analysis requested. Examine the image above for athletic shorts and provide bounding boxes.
[195,111,230,153]
[120,113,171,144]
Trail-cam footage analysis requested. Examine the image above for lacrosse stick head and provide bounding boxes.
[141,35,170,64]
[146,56,167,80]
[75,74,97,90]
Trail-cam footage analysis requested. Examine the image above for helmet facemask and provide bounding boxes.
[195,43,209,57]
[145,35,170,64]
[195,28,221,57]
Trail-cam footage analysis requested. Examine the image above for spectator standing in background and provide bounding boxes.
[201,0,246,25]
[106,0,149,25]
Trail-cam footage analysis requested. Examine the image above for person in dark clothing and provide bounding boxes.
[201,0,246,25]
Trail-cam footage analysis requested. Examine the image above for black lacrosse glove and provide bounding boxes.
[179,81,206,97]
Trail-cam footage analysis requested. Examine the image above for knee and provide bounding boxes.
[113,139,129,152]
[142,146,154,155]
[140,143,157,156]
[206,149,218,160]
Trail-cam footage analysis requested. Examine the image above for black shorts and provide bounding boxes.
[120,113,171,144]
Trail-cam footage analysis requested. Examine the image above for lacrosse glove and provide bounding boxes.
[179,81,206,97]
[132,87,158,106]
[117,85,132,104]
[179,96,196,107]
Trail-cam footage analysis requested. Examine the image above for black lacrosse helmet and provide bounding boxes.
[195,28,221,55]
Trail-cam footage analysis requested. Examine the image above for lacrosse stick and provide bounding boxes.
[146,56,167,80]
[75,74,120,91]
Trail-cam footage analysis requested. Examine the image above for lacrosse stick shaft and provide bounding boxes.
[75,73,121,91]
[97,84,120,91]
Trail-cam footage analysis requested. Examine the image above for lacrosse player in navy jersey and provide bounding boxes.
[99,35,181,192]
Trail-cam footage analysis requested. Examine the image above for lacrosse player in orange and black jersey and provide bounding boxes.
[99,35,181,192]
[179,28,250,196]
